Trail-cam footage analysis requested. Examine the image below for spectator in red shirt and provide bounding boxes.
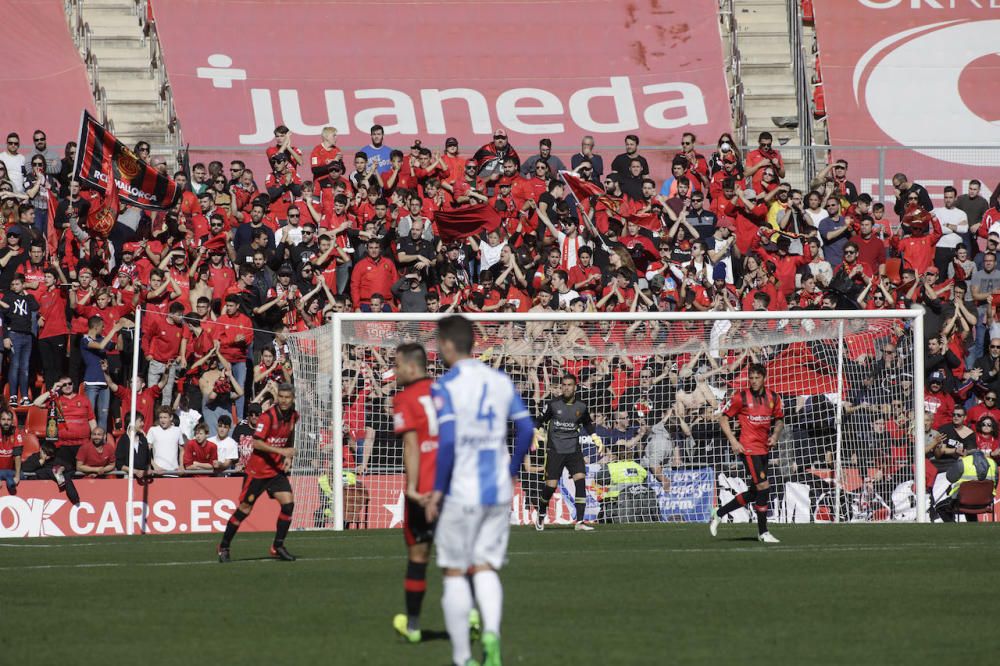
[351,238,399,310]
[76,427,115,477]
[183,422,223,473]
[310,127,342,191]
[745,131,785,190]
[142,302,186,406]
[216,295,255,418]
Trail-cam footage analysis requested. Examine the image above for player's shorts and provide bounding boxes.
[435,502,509,571]
[239,473,293,505]
[741,453,769,486]
[403,498,435,547]
[545,450,586,480]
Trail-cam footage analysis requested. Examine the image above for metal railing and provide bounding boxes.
[137,0,184,163]
[719,0,747,147]
[65,0,113,132]
[786,0,816,184]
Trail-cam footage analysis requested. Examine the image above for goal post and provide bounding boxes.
[288,309,927,531]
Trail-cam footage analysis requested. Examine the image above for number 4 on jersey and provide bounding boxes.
[476,385,496,430]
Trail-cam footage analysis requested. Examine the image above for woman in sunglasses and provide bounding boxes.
[24,155,60,236]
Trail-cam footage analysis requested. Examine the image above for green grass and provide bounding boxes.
[2,524,997,665]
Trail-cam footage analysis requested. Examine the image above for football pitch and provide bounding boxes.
[3,524,995,665]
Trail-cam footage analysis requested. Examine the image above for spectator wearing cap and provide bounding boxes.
[439,137,465,188]
[685,189,716,240]
[891,207,942,275]
[521,138,567,178]
[0,226,27,290]
[925,368,956,430]
[570,135,604,183]
[891,172,933,219]
[610,134,648,177]
[810,159,858,205]
[472,128,520,176]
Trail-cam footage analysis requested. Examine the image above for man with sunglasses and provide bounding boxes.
[968,390,1000,427]
[673,132,709,183]
[472,128,520,180]
[744,131,785,192]
[0,132,25,192]
[818,196,852,268]
[891,172,933,219]
[570,135,604,183]
[30,130,60,176]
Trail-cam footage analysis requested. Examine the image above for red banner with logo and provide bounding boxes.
[813,1,1000,202]
[152,0,731,180]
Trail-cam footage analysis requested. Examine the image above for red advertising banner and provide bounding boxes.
[0,0,96,143]
[813,1,1000,202]
[152,0,732,178]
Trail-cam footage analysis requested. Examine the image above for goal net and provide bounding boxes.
[287,311,926,531]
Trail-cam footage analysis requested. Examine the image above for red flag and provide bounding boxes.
[73,110,181,211]
[559,170,604,202]
[87,168,120,238]
[626,210,662,232]
[45,191,59,258]
[435,203,502,243]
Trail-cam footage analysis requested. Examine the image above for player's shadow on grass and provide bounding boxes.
[722,536,761,542]
[418,630,449,642]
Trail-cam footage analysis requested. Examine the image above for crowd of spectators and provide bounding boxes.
[0,120,998,522]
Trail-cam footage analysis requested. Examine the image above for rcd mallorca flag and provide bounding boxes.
[73,110,181,212]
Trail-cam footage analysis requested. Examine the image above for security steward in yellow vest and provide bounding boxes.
[595,447,651,523]
[938,450,997,522]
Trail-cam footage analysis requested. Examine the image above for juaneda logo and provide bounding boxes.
[196,55,712,144]
[853,19,1000,164]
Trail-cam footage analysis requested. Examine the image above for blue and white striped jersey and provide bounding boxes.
[431,358,533,506]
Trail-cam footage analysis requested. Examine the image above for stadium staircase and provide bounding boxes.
[65,0,180,167]
[724,0,827,189]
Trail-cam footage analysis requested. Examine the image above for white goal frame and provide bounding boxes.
[322,309,927,530]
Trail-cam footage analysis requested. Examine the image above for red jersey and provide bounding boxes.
[0,430,24,471]
[53,393,96,445]
[392,378,438,495]
[77,440,115,469]
[925,390,955,430]
[246,406,299,479]
[183,439,219,468]
[723,387,784,455]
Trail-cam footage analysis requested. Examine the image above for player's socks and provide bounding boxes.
[220,508,248,549]
[536,485,555,518]
[716,491,750,518]
[273,502,294,547]
[443,576,474,666]
[754,486,771,536]
[471,569,503,637]
[574,478,587,524]
[404,560,428,631]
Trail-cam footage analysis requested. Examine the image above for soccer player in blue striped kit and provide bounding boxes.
[425,316,535,666]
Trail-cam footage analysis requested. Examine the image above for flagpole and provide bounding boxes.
[70,109,87,183]
[126,306,141,536]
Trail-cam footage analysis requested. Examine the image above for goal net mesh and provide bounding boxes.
[287,314,920,531]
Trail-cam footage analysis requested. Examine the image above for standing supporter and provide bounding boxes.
[744,132,785,191]
[521,139,567,177]
[1,275,39,405]
[142,302,185,406]
[473,128,520,180]
[351,238,399,310]
[216,295,255,419]
[956,180,988,243]
[211,414,239,470]
[147,405,184,474]
[103,361,166,432]
[610,134,648,176]
[310,127,342,191]
[115,413,150,478]
[183,422,222,473]
[818,197,852,269]
[570,136,604,183]
[892,172,933,218]
[363,124,394,175]
[851,217,887,276]
[932,186,969,275]
[81,315,124,431]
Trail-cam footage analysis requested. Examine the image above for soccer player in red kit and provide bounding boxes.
[218,384,299,562]
[711,363,784,543]
[391,343,440,643]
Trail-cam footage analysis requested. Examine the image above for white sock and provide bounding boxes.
[472,569,503,636]
[442,575,473,665]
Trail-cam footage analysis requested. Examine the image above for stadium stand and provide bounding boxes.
[0,0,999,535]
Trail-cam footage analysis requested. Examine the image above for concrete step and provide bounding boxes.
[112,119,170,134]
[736,6,788,24]
[83,0,135,7]
[103,77,159,94]
[115,132,172,146]
[736,20,786,33]
[89,46,150,62]
[737,32,792,53]
[103,86,160,102]
[107,99,164,115]
[739,52,791,66]
[90,35,144,49]
[745,94,798,115]
[82,13,140,31]
[101,65,155,79]
[744,82,797,96]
